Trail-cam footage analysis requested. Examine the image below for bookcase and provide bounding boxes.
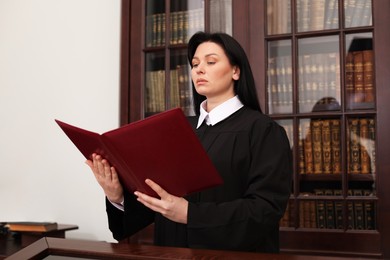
[119,0,390,258]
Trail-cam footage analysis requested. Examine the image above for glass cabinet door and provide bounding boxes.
[298,36,341,114]
[267,40,293,114]
[345,32,374,110]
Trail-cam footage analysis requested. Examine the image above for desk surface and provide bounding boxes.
[7,237,374,260]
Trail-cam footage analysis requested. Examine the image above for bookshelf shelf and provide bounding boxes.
[120,0,390,258]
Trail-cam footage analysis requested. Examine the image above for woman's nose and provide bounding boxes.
[195,63,205,74]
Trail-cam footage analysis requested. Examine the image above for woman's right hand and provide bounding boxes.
[86,153,124,204]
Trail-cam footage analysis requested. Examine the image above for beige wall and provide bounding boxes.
[0,0,121,242]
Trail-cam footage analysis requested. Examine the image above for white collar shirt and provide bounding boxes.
[196,95,244,129]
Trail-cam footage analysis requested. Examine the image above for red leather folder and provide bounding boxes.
[55,108,222,198]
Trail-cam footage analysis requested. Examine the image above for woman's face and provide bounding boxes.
[191,42,240,101]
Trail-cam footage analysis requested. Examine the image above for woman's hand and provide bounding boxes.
[86,153,124,204]
[134,179,188,224]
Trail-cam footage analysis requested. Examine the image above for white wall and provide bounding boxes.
[0,0,121,242]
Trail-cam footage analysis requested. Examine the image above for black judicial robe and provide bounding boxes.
[106,106,292,253]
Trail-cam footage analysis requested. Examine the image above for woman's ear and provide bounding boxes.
[233,66,240,80]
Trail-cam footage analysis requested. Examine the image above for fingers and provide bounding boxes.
[145,179,169,199]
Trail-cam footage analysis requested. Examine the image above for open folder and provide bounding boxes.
[55,108,222,198]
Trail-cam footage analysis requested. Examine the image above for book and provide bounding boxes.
[311,120,323,174]
[324,189,335,229]
[368,119,376,175]
[321,120,332,174]
[363,189,376,230]
[353,51,365,103]
[303,120,314,174]
[359,118,370,174]
[314,189,326,228]
[353,190,365,229]
[362,50,374,103]
[345,52,355,107]
[56,108,223,198]
[349,118,361,174]
[330,119,341,174]
[6,222,58,232]
[333,190,344,229]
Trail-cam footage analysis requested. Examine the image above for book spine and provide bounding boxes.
[362,50,375,103]
[303,120,314,174]
[350,0,365,27]
[368,119,376,175]
[363,189,375,230]
[349,118,361,174]
[312,120,323,174]
[310,0,326,31]
[333,189,344,229]
[345,52,355,107]
[347,190,355,229]
[330,119,342,174]
[359,118,370,174]
[325,189,335,229]
[315,189,326,228]
[324,0,337,29]
[353,189,365,229]
[298,124,306,174]
[353,51,365,103]
[322,120,332,174]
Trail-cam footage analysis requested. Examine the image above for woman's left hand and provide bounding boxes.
[134,179,188,224]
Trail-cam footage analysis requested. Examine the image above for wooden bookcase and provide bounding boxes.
[119,0,390,258]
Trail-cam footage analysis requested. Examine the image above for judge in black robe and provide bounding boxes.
[94,32,292,253]
[106,105,292,252]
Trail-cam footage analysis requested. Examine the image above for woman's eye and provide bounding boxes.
[192,64,198,68]
[207,61,216,65]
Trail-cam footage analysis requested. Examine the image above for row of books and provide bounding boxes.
[348,118,376,174]
[344,0,373,28]
[298,118,375,175]
[297,0,339,32]
[145,8,204,48]
[268,52,341,113]
[345,50,375,106]
[268,0,372,35]
[266,0,292,35]
[145,65,194,116]
[280,189,376,230]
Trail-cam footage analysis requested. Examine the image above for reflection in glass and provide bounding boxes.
[345,33,374,110]
[209,0,232,35]
[267,40,292,114]
[267,0,291,35]
[170,49,195,116]
[346,117,376,176]
[297,0,339,32]
[298,36,340,113]
[145,52,165,115]
[344,0,372,28]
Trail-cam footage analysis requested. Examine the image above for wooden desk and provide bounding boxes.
[0,224,78,259]
[7,237,377,260]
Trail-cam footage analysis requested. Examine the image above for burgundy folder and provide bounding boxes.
[55,108,222,198]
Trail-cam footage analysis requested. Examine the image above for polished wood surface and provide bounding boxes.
[0,224,78,259]
[7,237,373,260]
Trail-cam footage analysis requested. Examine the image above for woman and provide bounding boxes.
[87,32,292,253]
